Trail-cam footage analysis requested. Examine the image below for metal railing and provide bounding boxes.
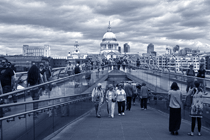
[0,67,109,140]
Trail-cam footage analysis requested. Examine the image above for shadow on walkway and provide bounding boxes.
[50,102,210,140]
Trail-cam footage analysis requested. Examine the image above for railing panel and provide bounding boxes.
[0,96,93,140]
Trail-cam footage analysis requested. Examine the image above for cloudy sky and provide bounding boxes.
[0,0,210,57]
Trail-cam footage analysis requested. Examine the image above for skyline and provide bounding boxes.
[0,0,210,56]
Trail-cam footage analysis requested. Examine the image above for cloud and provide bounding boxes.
[0,0,209,56]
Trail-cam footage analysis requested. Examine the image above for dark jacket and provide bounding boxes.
[124,84,134,97]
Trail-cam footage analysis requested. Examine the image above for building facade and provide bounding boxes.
[147,43,154,54]
[124,43,130,53]
[100,22,120,59]
[23,45,50,57]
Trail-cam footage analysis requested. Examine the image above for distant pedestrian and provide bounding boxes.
[106,84,116,118]
[136,58,140,68]
[92,83,104,118]
[136,83,141,103]
[197,64,206,90]
[27,65,42,110]
[186,64,195,93]
[116,83,126,116]
[101,62,105,71]
[139,83,149,110]
[188,81,208,136]
[39,63,47,83]
[131,83,137,105]
[122,61,126,71]
[66,61,74,76]
[124,81,134,111]
[168,82,182,135]
[74,62,81,74]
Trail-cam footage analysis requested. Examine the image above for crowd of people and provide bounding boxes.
[0,59,53,117]
[91,81,151,118]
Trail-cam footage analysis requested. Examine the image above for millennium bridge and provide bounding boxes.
[0,65,210,140]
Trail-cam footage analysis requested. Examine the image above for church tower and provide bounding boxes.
[74,41,80,54]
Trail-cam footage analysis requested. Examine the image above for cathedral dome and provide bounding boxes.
[103,32,116,40]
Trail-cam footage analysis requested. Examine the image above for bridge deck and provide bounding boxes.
[49,103,210,140]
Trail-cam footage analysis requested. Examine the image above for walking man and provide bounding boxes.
[124,81,134,111]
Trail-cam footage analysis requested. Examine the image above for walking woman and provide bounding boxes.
[106,84,116,118]
[188,81,208,136]
[116,83,126,116]
[168,82,182,135]
[139,83,149,110]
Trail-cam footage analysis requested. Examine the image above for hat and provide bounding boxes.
[97,83,102,87]
[2,60,6,63]
[40,63,44,66]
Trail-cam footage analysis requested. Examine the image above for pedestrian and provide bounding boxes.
[136,58,140,68]
[139,83,149,110]
[39,63,47,83]
[101,62,105,71]
[122,60,126,71]
[136,83,142,104]
[197,64,206,90]
[168,82,182,135]
[106,84,116,118]
[124,81,134,111]
[27,65,42,110]
[0,60,16,116]
[116,83,126,116]
[188,81,208,136]
[117,59,121,70]
[132,83,138,106]
[1,61,17,103]
[45,60,52,81]
[66,61,74,76]
[74,62,81,74]
[186,64,195,93]
[91,83,104,118]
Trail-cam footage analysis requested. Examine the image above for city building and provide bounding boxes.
[4,55,47,71]
[71,41,82,59]
[147,43,154,54]
[124,43,130,53]
[100,22,120,59]
[52,57,67,68]
[23,45,50,57]
[118,46,121,53]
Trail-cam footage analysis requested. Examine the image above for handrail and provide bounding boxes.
[0,93,91,108]
[15,67,66,75]
[130,64,210,81]
[0,71,87,98]
[0,96,91,121]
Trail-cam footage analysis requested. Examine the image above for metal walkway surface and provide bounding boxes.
[49,103,210,140]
